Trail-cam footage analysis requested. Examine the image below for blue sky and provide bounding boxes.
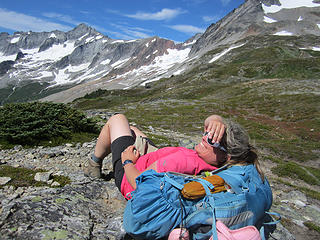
[0,0,244,42]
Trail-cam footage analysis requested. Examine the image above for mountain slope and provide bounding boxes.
[189,0,320,57]
[0,0,319,104]
[0,24,192,104]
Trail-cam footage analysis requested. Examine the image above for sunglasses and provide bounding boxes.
[203,132,227,152]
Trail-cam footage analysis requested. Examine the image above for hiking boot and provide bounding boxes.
[84,158,102,178]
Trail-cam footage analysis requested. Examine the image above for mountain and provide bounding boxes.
[0,0,319,104]
[0,23,192,104]
[189,0,320,57]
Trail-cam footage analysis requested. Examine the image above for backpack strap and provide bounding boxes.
[164,174,185,190]
[195,178,219,240]
[260,212,281,240]
[216,165,251,194]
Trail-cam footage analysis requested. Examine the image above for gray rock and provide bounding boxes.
[0,177,11,185]
[34,171,52,182]
[0,181,126,240]
[51,181,60,187]
[286,191,308,203]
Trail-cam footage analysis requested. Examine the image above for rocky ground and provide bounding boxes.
[0,123,319,239]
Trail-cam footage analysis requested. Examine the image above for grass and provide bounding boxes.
[145,132,179,148]
[0,165,71,188]
[272,162,320,186]
[304,221,320,233]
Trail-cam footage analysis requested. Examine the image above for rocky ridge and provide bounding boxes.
[0,24,189,104]
[0,112,320,239]
[1,0,320,104]
[189,0,320,57]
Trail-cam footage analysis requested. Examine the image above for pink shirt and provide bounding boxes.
[121,147,217,199]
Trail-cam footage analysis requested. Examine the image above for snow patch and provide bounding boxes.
[151,38,156,43]
[112,40,125,44]
[146,55,150,59]
[153,48,190,67]
[264,16,277,23]
[273,30,293,36]
[10,36,20,44]
[262,0,320,14]
[85,36,95,44]
[141,48,191,85]
[34,41,75,61]
[317,24,320,29]
[21,48,39,55]
[53,68,70,85]
[173,69,184,75]
[67,63,90,73]
[126,39,138,43]
[79,33,89,41]
[111,57,131,68]
[0,52,16,62]
[298,16,303,21]
[101,59,111,65]
[50,33,57,38]
[183,40,197,47]
[209,44,245,63]
[33,71,53,79]
[312,47,320,51]
[145,42,149,48]
[153,50,158,54]
[81,69,108,81]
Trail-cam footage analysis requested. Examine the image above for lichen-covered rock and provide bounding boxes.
[0,180,127,240]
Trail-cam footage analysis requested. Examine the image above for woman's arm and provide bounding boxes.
[121,145,140,189]
[204,115,225,143]
[121,145,158,189]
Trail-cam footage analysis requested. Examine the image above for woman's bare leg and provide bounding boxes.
[130,126,148,138]
[94,114,132,160]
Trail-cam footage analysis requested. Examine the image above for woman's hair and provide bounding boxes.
[220,119,264,180]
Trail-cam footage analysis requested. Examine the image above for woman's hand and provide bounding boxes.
[204,115,225,144]
[121,145,140,164]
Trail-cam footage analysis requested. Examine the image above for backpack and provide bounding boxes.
[123,165,273,240]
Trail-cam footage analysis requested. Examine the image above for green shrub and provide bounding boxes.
[0,102,99,147]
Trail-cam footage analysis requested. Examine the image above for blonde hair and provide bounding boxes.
[221,119,264,180]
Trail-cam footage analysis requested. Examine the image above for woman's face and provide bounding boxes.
[195,136,226,167]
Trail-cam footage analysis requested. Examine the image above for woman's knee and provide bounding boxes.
[107,114,132,141]
[107,114,128,126]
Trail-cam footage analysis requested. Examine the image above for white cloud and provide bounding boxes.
[125,8,186,21]
[169,25,205,35]
[0,8,72,32]
[107,23,152,40]
[220,0,231,6]
[183,0,208,4]
[42,12,80,25]
[203,15,221,23]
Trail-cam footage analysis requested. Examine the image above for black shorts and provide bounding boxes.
[111,135,135,191]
